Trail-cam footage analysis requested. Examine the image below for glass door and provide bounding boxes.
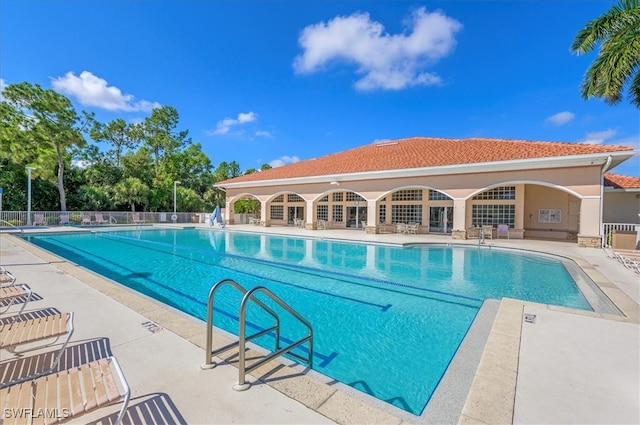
[429,207,452,233]
[346,206,367,229]
[288,206,304,225]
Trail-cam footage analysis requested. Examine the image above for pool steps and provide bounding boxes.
[201,278,314,391]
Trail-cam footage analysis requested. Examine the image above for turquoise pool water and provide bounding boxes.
[25,228,594,415]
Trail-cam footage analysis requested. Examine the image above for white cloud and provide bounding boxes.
[546,111,575,126]
[255,130,274,138]
[581,129,617,144]
[0,78,6,91]
[270,155,300,168]
[51,71,161,111]
[209,112,257,135]
[293,7,462,91]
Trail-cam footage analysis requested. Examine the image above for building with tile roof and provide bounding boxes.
[217,137,638,247]
[603,173,640,227]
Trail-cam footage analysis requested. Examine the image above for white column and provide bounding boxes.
[579,196,602,236]
[306,200,314,226]
[452,198,467,231]
[366,200,376,225]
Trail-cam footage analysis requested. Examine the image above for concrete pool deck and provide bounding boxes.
[1,224,638,424]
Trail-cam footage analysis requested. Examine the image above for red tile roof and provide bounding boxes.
[220,136,634,185]
[604,173,640,189]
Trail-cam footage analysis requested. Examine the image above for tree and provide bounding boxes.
[0,82,93,211]
[90,118,140,167]
[113,177,149,212]
[140,106,191,175]
[571,0,640,107]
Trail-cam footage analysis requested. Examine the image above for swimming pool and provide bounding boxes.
[23,228,612,415]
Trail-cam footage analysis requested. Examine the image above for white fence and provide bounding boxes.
[602,222,639,248]
[0,211,206,227]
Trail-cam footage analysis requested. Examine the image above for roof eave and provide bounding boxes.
[217,150,636,189]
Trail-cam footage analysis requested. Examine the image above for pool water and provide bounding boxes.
[25,228,595,415]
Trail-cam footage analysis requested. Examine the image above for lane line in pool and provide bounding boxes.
[99,232,483,307]
[27,236,342,366]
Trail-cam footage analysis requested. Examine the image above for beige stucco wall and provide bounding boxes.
[224,165,606,239]
[603,191,640,223]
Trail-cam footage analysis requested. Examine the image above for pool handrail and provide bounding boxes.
[200,279,314,392]
[201,278,281,369]
[0,220,24,233]
[233,285,314,391]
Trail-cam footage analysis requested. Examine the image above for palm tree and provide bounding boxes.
[113,177,149,212]
[571,0,640,107]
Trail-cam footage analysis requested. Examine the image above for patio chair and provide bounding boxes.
[395,223,407,234]
[406,222,418,234]
[82,213,92,225]
[0,312,74,385]
[497,224,510,239]
[59,214,70,225]
[94,213,108,225]
[482,225,493,240]
[466,227,480,239]
[33,213,46,226]
[0,356,130,425]
[0,284,33,316]
[132,213,145,224]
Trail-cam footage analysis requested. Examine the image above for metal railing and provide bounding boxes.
[0,219,24,233]
[201,278,313,391]
[0,211,207,227]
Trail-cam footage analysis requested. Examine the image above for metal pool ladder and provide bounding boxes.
[201,278,314,391]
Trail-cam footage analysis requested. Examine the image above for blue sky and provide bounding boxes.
[2,1,639,176]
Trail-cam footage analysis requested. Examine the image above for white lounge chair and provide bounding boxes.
[0,312,75,385]
[33,213,46,226]
[0,356,130,425]
[0,284,33,316]
[132,213,145,224]
[59,214,70,225]
[0,266,16,286]
[94,213,108,225]
[82,213,92,225]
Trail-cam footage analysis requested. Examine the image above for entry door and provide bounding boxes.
[429,207,452,233]
[288,207,304,225]
[346,206,367,228]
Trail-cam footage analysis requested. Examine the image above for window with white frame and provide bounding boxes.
[378,204,386,223]
[332,205,343,222]
[332,192,343,202]
[392,189,423,201]
[429,190,451,200]
[471,204,515,227]
[288,194,304,202]
[472,186,516,200]
[318,195,328,202]
[391,205,422,224]
[270,205,284,219]
[346,192,365,202]
[317,205,328,221]
[272,195,284,203]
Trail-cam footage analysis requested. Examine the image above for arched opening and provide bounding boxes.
[266,192,306,227]
[231,194,261,225]
[465,183,581,241]
[314,190,366,229]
